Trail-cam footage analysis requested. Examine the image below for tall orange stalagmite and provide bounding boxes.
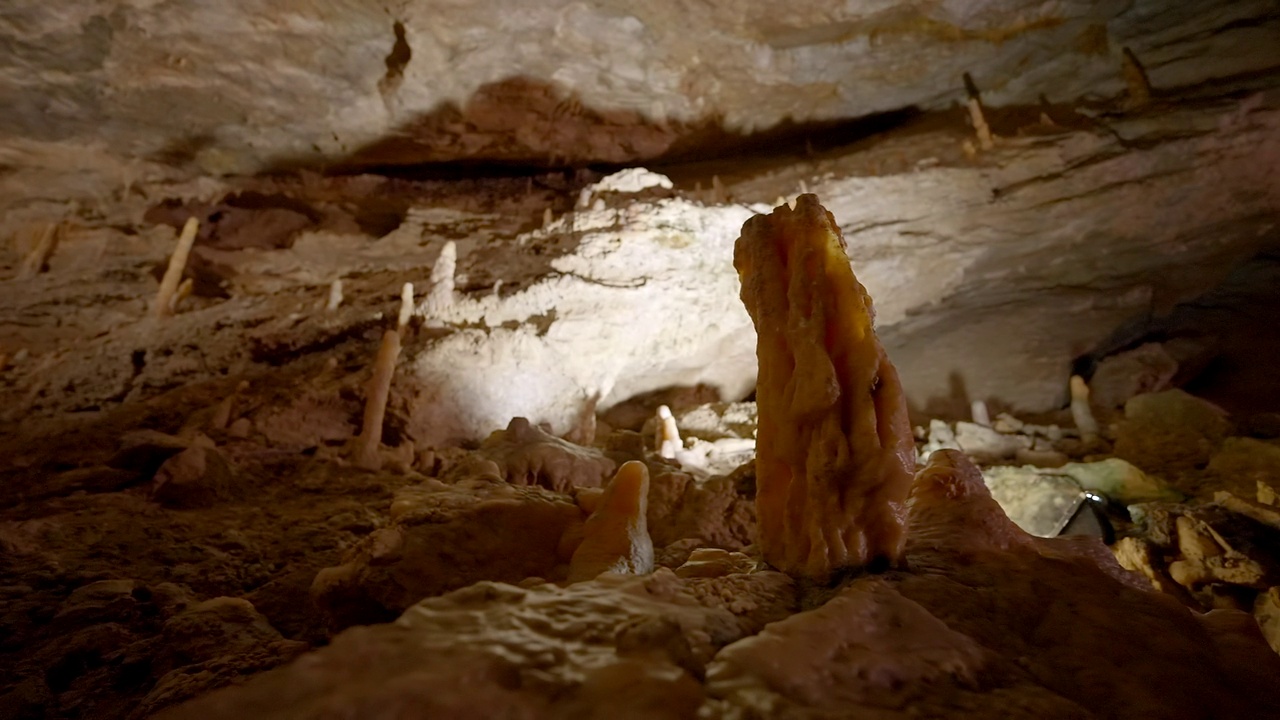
[734,194,916,580]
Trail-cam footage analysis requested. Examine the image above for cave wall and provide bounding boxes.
[3,1,1280,438]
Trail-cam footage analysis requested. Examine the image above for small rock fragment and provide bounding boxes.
[1255,587,1280,655]
[53,579,143,628]
[1013,448,1068,468]
[476,417,616,492]
[954,421,1032,461]
[919,419,961,457]
[1112,537,1169,592]
[993,412,1024,433]
[675,548,757,578]
[1261,482,1278,507]
[151,446,239,509]
[227,417,252,438]
[1168,516,1265,590]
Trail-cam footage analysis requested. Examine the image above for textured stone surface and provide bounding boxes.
[1115,390,1232,479]
[646,471,756,551]
[3,92,1279,445]
[474,417,616,492]
[406,186,760,446]
[311,477,584,629]
[798,92,1280,413]
[163,572,746,719]
[389,89,1280,443]
[155,451,1280,719]
[4,1,1280,203]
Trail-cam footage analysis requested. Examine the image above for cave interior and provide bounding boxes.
[2,2,1280,718]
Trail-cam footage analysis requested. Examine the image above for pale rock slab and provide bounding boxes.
[406,185,760,446]
[800,93,1280,412]
[3,0,1278,198]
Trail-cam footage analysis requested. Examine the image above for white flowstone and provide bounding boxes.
[405,175,759,445]
[954,421,1033,461]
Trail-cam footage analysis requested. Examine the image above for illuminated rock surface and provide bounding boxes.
[3,0,1279,196]
[567,461,654,582]
[735,194,915,579]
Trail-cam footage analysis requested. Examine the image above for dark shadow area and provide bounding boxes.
[262,74,1109,204]
[267,76,938,180]
[1073,245,1280,417]
[907,371,979,426]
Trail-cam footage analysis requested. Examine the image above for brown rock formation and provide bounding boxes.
[733,194,915,579]
[567,460,654,582]
[311,477,584,630]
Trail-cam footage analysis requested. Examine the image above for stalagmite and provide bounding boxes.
[397,282,414,332]
[1122,47,1153,108]
[971,400,992,427]
[963,73,995,151]
[567,461,653,582]
[419,241,457,327]
[1070,375,1101,442]
[210,380,250,431]
[734,194,916,580]
[170,278,194,313]
[564,393,598,447]
[18,223,58,280]
[325,279,344,311]
[654,405,681,459]
[350,330,402,471]
[711,175,726,203]
[154,217,199,318]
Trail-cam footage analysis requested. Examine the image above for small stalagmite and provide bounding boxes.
[734,194,915,580]
[349,329,402,471]
[567,460,653,582]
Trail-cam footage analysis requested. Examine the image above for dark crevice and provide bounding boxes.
[1072,245,1280,414]
[381,20,411,92]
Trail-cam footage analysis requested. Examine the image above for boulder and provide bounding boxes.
[1114,390,1232,478]
[1090,342,1179,411]
[311,477,585,629]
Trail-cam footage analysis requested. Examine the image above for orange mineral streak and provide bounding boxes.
[734,194,916,579]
